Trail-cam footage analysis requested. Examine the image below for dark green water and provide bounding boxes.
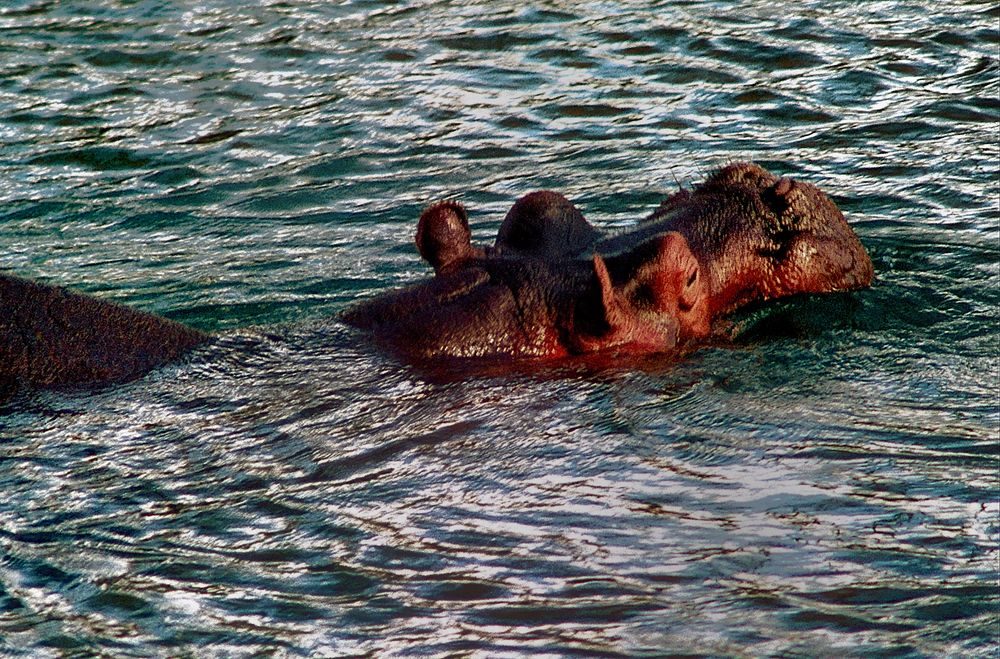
[2,1,998,656]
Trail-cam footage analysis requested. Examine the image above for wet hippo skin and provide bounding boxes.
[0,273,208,396]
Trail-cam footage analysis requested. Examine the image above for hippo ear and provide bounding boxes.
[416,201,482,273]
[573,246,688,354]
[591,252,627,331]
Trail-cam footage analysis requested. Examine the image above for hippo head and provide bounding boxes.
[346,161,871,363]
[641,162,874,316]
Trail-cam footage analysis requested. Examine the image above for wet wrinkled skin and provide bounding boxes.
[597,162,875,317]
[0,274,209,398]
[345,161,873,360]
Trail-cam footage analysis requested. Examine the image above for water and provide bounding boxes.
[1,1,997,656]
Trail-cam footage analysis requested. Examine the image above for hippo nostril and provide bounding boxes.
[687,269,698,288]
[774,177,794,197]
[763,178,794,217]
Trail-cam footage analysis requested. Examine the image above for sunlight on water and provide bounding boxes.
[1,0,998,656]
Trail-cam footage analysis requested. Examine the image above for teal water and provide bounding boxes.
[1,1,998,656]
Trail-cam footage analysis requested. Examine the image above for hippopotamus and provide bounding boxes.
[0,161,872,398]
[343,161,873,360]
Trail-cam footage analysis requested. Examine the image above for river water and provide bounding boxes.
[1,1,997,656]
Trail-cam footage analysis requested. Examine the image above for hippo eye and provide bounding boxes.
[687,270,698,287]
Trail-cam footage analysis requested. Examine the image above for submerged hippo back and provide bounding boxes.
[1,274,208,393]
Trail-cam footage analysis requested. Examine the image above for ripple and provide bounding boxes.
[26,146,156,170]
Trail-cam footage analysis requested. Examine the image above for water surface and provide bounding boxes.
[1,1,997,656]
